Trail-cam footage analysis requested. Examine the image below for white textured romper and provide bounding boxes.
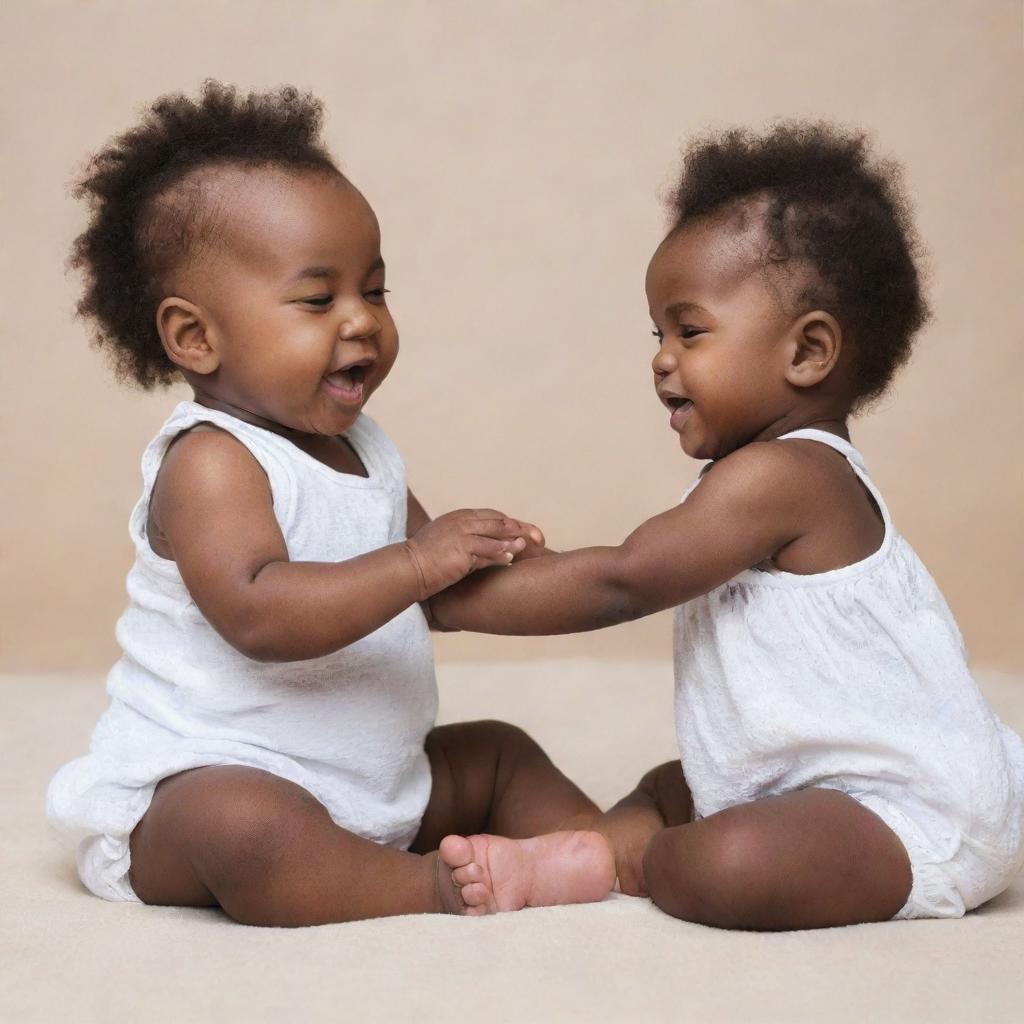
[674,428,1024,919]
[47,401,438,902]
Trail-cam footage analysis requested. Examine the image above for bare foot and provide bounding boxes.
[437,830,616,916]
[596,761,693,896]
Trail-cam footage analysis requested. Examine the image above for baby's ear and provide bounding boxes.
[784,311,842,389]
[156,297,220,376]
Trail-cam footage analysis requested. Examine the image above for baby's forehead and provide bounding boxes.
[649,210,766,295]
[153,163,372,284]
[200,165,369,266]
[648,198,808,312]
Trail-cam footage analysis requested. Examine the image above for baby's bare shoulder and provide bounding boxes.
[152,425,272,531]
[159,425,266,488]
[704,438,883,573]
[700,439,825,505]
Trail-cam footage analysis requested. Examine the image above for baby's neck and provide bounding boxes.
[190,389,300,442]
[188,388,367,476]
[752,412,850,445]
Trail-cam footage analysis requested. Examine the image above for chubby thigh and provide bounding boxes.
[642,786,914,930]
[128,719,601,925]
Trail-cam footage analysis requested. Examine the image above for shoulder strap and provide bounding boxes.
[131,402,298,552]
[775,428,891,528]
[775,428,864,469]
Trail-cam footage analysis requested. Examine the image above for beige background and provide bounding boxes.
[1,0,1021,674]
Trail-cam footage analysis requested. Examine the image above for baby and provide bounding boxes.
[432,123,1024,929]
[46,82,616,925]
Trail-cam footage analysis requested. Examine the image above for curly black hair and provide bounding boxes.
[669,122,929,411]
[69,80,342,388]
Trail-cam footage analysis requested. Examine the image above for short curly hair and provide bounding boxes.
[669,122,929,411]
[69,80,342,388]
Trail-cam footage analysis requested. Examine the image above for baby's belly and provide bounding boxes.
[107,605,439,769]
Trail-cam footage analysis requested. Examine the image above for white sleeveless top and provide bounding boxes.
[673,429,1024,862]
[48,402,437,899]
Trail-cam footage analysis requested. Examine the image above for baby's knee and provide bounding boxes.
[639,761,692,826]
[130,767,331,923]
[642,818,768,929]
[185,770,331,922]
[432,718,540,759]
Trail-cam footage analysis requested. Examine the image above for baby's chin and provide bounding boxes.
[678,432,728,462]
[676,432,706,460]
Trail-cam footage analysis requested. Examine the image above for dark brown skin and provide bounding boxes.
[145,166,545,662]
[130,721,603,925]
[128,165,605,925]
[430,211,913,930]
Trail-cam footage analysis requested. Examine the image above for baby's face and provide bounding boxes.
[172,166,397,437]
[646,215,798,461]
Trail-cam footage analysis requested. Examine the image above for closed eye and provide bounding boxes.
[301,296,333,307]
[365,288,391,304]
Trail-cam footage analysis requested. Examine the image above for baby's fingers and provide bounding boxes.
[467,508,512,522]
[469,536,526,569]
[464,516,532,541]
[494,519,545,560]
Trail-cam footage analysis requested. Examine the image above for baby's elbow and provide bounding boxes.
[239,638,288,663]
[220,603,292,663]
[234,630,316,664]
[226,621,281,663]
[596,547,652,626]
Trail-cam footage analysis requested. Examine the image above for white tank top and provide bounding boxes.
[98,400,437,843]
[673,429,1024,853]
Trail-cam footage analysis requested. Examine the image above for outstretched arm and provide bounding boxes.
[429,443,810,635]
[406,487,548,632]
[152,428,533,663]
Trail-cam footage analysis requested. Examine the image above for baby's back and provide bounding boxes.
[673,429,1024,867]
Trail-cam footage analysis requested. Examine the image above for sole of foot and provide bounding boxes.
[438,830,616,916]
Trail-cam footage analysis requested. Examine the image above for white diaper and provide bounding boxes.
[818,776,1024,919]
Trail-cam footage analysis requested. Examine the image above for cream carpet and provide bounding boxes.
[3,662,1023,1023]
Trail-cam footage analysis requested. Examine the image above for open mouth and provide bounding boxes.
[324,363,369,402]
[661,394,694,429]
[661,394,694,415]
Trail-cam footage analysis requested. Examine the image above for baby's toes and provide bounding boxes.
[459,881,495,912]
[452,861,486,888]
[439,834,475,871]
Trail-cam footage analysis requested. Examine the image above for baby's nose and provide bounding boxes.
[339,307,380,341]
[652,347,677,373]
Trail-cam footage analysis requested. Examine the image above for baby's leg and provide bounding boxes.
[593,761,694,896]
[643,788,913,930]
[414,720,615,914]
[129,765,466,926]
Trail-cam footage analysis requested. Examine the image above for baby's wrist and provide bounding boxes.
[400,540,432,602]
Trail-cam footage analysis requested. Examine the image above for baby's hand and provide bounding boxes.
[405,509,535,598]
[511,522,547,560]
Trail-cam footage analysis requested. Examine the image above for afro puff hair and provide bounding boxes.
[670,122,929,410]
[69,80,341,388]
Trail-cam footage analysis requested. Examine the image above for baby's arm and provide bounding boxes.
[151,428,532,662]
[407,488,548,632]
[429,443,811,635]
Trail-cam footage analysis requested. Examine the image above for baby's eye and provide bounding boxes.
[651,328,664,344]
[301,296,334,307]
[681,326,705,340]
[365,287,391,304]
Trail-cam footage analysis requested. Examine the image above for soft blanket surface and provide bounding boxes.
[4,662,1023,1023]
